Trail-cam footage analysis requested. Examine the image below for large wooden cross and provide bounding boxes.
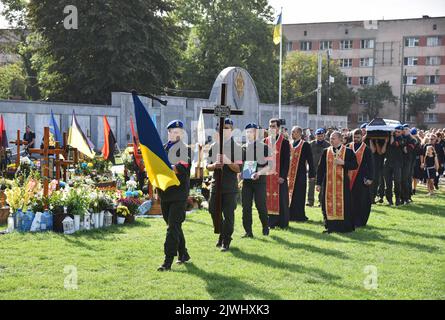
[28,127,65,197]
[9,130,28,168]
[203,83,243,234]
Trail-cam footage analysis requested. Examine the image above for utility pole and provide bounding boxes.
[327,49,332,115]
[317,52,322,116]
[402,69,407,123]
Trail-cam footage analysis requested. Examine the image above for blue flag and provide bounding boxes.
[49,110,63,146]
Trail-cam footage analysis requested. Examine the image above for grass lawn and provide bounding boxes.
[0,186,444,300]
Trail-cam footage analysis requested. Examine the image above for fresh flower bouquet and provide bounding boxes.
[116,205,130,217]
[5,176,42,213]
[65,187,90,217]
[117,197,142,216]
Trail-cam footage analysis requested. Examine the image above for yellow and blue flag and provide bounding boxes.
[132,91,179,191]
[49,110,63,146]
[273,12,282,45]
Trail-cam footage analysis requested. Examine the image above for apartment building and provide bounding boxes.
[283,16,445,128]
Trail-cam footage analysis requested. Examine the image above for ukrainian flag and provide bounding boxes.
[132,91,179,191]
[273,12,282,45]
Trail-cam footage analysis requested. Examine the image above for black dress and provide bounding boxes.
[424,155,436,179]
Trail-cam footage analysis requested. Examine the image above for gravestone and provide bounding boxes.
[208,67,260,131]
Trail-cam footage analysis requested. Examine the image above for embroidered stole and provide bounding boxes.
[348,142,366,190]
[265,134,284,215]
[325,145,346,221]
[288,140,304,203]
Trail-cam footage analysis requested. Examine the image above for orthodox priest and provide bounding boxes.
[288,126,315,222]
[348,129,374,228]
[316,131,358,233]
[265,119,290,229]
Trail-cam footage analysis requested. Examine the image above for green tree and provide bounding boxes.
[406,88,437,122]
[282,51,355,115]
[175,0,279,103]
[357,81,396,119]
[1,0,41,100]
[25,0,178,104]
[0,62,27,99]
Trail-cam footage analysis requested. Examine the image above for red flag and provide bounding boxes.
[130,116,143,171]
[101,116,116,163]
[0,115,8,148]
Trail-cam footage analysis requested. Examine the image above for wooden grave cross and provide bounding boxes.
[9,129,28,168]
[202,83,243,234]
[27,127,66,197]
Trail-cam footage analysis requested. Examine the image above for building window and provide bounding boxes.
[404,57,418,66]
[360,57,374,67]
[340,40,353,50]
[319,41,332,50]
[286,41,293,52]
[426,75,440,84]
[424,113,438,123]
[404,76,417,85]
[304,30,307,36]
[360,39,375,49]
[360,76,373,85]
[340,58,353,68]
[427,36,440,46]
[433,24,437,30]
[346,77,352,85]
[300,41,312,51]
[426,56,441,65]
[345,29,349,35]
[433,94,439,104]
[358,113,370,122]
[405,37,419,47]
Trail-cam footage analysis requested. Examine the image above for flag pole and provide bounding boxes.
[278,7,283,119]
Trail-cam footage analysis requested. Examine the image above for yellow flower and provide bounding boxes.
[88,163,94,168]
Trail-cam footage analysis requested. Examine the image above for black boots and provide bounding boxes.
[157,257,173,271]
[176,252,191,264]
[221,238,231,252]
[216,235,223,247]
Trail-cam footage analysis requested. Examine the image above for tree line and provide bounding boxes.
[0,0,437,122]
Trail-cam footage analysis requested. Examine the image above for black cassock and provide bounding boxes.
[317,146,358,233]
[289,140,315,222]
[350,143,375,227]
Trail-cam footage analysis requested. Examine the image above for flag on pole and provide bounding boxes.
[49,110,63,146]
[68,111,95,159]
[130,116,144,171]
[273,12,282,45]
[101,116,116,163]
[0,115,8,148]
[132,91,179,191]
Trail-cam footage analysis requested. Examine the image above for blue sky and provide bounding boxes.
[1,0,444,28]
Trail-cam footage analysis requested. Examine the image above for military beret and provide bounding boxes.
[245,123,259,130]
[360,123,368,129]
[224,118,234,126]
[166,120,184,130]
[395,125,404,130]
